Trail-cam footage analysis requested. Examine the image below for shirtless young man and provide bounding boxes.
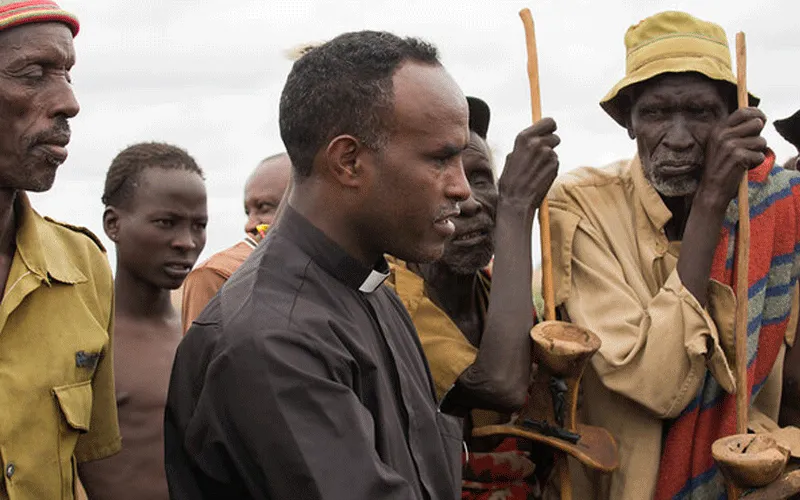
[79,142,208,500]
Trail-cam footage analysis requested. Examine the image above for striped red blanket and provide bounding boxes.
[655,150,800,499]
[461,437,541,500]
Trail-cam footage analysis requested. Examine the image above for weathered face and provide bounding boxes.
[627,73,730,197]
[360,61,471,264]
[438,131,497,274]
[110,168,208,290]
[0,23,79,192]
[244,155,291,235]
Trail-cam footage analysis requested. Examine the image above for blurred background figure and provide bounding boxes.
[774,110,800,170]
[180,153,290,333]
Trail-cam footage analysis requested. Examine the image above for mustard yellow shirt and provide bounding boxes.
[547,157,791,500]
[386,258,479,399]
[0,193,121,500]
[386,258,511,430]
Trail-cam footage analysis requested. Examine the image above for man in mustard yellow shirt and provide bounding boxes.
[0,2,121,499]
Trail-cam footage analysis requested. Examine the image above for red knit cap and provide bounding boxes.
[0,1,79,37]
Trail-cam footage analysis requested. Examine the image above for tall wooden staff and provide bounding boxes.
[519,8,570,498]
[519,9,555,324]
[734,31,749,439]
[725,30,750,500]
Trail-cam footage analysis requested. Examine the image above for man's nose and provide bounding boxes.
[172,227,197,251]
[244,214,259,235]
[51,79,80,119]
[458,193,482,217]
[663,118,694,151]
[446,160,471,203]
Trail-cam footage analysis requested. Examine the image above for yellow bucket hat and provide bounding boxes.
[600,11,758,127]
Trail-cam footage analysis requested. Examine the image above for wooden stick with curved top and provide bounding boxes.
[519,8,570,499]
[519,7,556,323]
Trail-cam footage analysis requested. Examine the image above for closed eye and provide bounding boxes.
[17,64,44,81]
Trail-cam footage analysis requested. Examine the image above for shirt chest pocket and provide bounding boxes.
[53,380,93,498]
[436,411,464,499]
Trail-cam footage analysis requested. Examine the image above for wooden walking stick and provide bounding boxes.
[473,11,619,500]
[734,31,750,440]
[717,29,752,500]
[713,32,797,500]
[731,33,751,500]
[519,8,556,323]
[519,8,570,498]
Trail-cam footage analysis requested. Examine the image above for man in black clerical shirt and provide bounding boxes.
[165,31,473,500]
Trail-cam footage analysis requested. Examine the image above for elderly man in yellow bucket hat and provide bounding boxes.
[547,11,800,499]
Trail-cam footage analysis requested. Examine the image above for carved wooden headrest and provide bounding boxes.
[531,321,601,376]
[712,434,790,488]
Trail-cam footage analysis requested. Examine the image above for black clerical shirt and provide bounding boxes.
[164,207,463,500]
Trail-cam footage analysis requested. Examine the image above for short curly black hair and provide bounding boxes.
[279,30,440,179]
[102,142,204,207]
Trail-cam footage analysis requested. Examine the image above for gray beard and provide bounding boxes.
[644,168,699,197]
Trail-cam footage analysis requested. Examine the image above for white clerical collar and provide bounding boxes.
[359,268,390,293]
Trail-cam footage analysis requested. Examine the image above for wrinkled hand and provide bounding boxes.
[698,107,766,208]
[497,118,560,213]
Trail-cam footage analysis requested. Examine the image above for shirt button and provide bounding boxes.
[5,463,14,478]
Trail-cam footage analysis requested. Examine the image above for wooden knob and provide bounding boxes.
[531,320,601,376]
[712,434,790,488]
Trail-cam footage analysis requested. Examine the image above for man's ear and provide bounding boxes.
[324,134,368,188]
[103,207,121,243]
[621,96,636,140]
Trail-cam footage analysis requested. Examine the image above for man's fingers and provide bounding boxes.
[526,133,561,149]
[530,151,560,178]
[516,117,557,142]
[726,107,766,129]
[740,150,766,169]
[725,147,765,169]
[730,135,767,153]
[722,116,766,140]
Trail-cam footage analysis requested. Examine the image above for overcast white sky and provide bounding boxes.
[30,0,800,268]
